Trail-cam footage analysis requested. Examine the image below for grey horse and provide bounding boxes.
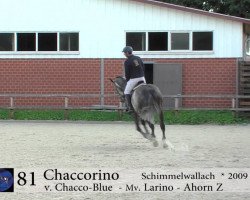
[110,76,170,148]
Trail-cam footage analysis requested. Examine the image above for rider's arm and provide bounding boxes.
[124,61,130,81]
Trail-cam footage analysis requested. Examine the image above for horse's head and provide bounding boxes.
[109,76,127,102]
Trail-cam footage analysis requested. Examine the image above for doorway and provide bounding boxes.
[144,63,182,108]
[144,63,154,84]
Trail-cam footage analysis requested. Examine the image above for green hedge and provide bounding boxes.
[0,109,249,125]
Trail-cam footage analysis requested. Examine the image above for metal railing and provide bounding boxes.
[0,93,118,110]
[0,93,119,119]
[163,94,250,111]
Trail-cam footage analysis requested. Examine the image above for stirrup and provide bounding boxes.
[125,108,133,114]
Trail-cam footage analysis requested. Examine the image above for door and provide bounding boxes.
[153,63,182,108]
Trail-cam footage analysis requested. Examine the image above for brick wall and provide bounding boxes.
[0,59,102,107]
[149,58,236,108]
[0,58,236,108]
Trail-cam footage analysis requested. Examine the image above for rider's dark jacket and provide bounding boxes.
[124,55,144,82]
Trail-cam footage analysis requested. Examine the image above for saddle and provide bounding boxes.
[132,81,146,92]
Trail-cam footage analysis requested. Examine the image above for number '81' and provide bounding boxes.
[17,172,36,186]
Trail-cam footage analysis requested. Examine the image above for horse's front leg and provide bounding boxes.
[159,110,174,150]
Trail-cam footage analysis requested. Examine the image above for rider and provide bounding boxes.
[122,46,146,112]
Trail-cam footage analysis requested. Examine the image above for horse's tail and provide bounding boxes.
[151,87,163,114]
[152,96,163,114]
[139,88,162,115]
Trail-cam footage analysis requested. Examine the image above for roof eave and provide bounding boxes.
[131,0,250,25]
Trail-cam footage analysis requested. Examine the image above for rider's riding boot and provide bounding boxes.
[125,94,133,113]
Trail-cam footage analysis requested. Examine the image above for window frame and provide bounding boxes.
[38,32,58,52]
[126,32,146,51]
[169,31,191,52]
[59,32,80,52]
[192,31,214,52]
[0,31,80,55]
[245,37,250,56]
[16,32,36,52]
[148,31,168,51]
[0,32,15,51]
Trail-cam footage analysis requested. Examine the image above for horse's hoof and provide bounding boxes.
[145,134,153,140]
[162,139,175,150]
[152,140,159,147]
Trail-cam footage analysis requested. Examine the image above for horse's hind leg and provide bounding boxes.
[134,113,147,138]
[147,121,155,138]
[147,121,158,147]
[159,110,166,140]
[134,113,153,140]
[134,113,141,132]
[141,119,150,134]
[159,110,168,148]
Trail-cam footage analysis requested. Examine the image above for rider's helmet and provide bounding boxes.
[122,46,133,54]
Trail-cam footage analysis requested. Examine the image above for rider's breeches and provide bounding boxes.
[124,77,146,95]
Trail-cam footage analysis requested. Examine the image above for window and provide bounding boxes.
[148,32,168,51]
[38,33,57,51]
[0,33,14,51]
[171,33,189,50]
[193,32,213,51]
[125,31,214,53]
[0,32,79,53]
[17,33,36,51]
[126,32,146,51]
[60,33,79,51]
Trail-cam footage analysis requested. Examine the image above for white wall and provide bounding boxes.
[0,0,243,58]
